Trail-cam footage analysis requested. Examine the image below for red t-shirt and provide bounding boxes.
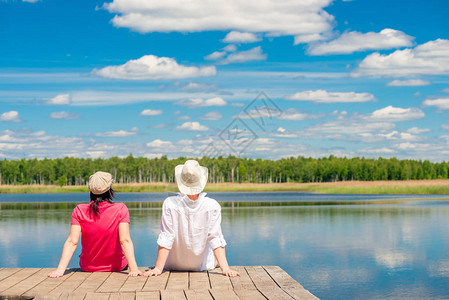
[71,202,130,272]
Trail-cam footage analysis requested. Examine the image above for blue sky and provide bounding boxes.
[1,0,449,160]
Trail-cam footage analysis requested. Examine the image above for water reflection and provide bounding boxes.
[1,197,449,299]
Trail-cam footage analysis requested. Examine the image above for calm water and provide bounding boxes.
[1,192,449,299]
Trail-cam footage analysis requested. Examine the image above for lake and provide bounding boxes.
[1,192,449,299]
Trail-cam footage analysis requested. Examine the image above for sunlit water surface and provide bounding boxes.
[1,192,449,299]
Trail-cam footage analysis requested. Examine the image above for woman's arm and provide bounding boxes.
[143,246,170,277]
[48,225,81,278]
[118,222,142,277]
[213,246,240,277]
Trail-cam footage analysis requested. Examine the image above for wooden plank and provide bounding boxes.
[49,271,92,295]
[96,272,128,293]
[0,268,41,293]
[84,292,110,300]
[135,291,160,300]
[34,292,62,300]
[58,292,87,300]
[233,289,267,300]
[120,268,148,292]
[207,268,232,290]
[245,266,293,300]
[22,269,77,299]
[142,271,169,292]
[1,268,51,299]
[160,290,186,300]
[165,272,188,290]
[0,268,21,282]
[229,266,257,290]
[188,272,210,290]
[263,266,319,300]
[184,289,213,300]
[72,272,110,293]
[209,289,240,300]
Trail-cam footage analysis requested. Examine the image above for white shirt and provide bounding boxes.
[157,192,227,271]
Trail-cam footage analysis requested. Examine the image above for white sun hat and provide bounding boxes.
[175,160,208,195]
[88,171,113,195]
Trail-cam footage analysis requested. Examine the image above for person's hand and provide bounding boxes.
[222,268,240,277]
[47,269,64,278]
[128,269,142,277]
[143,267,162,277]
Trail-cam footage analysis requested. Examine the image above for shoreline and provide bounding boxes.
[1,179,449,194]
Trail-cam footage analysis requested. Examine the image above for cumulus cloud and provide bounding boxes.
[175,122,209,131]
[308,29,414,55]
[352,39,449,77]
[49,111,80,120]
[47,94,70,105]
[220,46,266,64]
[96,127,138,137]
[179,82,218,92]
[0,111,21,122]
[367,106,425,121]
[199,111,223,121]
[358,147,397,154]
[146,139,173,148]
[387,79,431,86]
[222,31,261,43]
[176,97,227,108]
[103,0,334,44]
[422,98,449,110]
[93,55,216,80]
[140,109,163,116]
[205,51,227,61]
[286,89,375,103]
[407,127,429,134]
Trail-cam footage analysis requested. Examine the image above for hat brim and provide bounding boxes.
[175,164,208,195]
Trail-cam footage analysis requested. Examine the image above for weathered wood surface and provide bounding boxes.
[0,266,318,299]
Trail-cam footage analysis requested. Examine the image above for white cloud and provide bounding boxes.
[199,111,223,121]
[422,98,449,110]
[179,82,218,92]
[205,51,227,61]
[144,153,164,159]
[387,79,431,86]
[368,106,425,121]
[286,89,375,103]
[146,139,173,148]
[358,147,397,154]
[49,111,80,120]
[140,109,163,116]
[175,122,209,131]
[104,0,334,44]
[407,127,429,134]
[93,55,216,80]
[279,109,317,121]
[86,151,105,158]
[441,124,449,131]
[22,0,40,3]
[47,94,70,105]
[222,31,261,43]
[308,29,414,55]
[176,97,227,108]
[352,39,449,77]
[220,46,266,64]
[0,111,21,122]
[96,128,138,137]
[222,44,237,52]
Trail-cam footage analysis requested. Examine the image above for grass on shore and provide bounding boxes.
[1,180,449,194]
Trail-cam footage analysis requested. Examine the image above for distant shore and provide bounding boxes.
[1,180,449,194]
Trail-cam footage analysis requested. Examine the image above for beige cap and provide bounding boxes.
[88,171,113,195]
[175,160,208,195]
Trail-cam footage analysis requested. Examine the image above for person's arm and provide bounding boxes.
[118,222,142,277]
[48,225,81,278]
[213,246,240,277]
[143,246,170,277]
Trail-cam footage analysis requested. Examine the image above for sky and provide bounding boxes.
[1,0,449,161]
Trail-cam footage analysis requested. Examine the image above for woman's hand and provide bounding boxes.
[222,268,240,277]
[143,267,162,277]
[128,269,142,277]
[47,269,65,278]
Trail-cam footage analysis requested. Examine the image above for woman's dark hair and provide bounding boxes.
[89,188,115,216]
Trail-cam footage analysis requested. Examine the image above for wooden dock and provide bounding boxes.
[0,266,318,300]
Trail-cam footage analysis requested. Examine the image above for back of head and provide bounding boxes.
[88,171,115,216]
[175,160,208,195]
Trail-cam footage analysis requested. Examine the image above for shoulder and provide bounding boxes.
[203,196,221,211]
[74,203,89,212]
[163,195,182,209]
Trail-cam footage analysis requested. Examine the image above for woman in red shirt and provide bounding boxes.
[48,171,141,277]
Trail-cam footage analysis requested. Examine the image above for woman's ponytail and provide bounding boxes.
[89,188,115,216]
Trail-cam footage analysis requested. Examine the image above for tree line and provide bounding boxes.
[0,155,448,186]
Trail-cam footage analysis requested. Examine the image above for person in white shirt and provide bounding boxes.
[143,160,240,277]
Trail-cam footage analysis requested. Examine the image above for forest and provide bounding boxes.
[0,155,448,186]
